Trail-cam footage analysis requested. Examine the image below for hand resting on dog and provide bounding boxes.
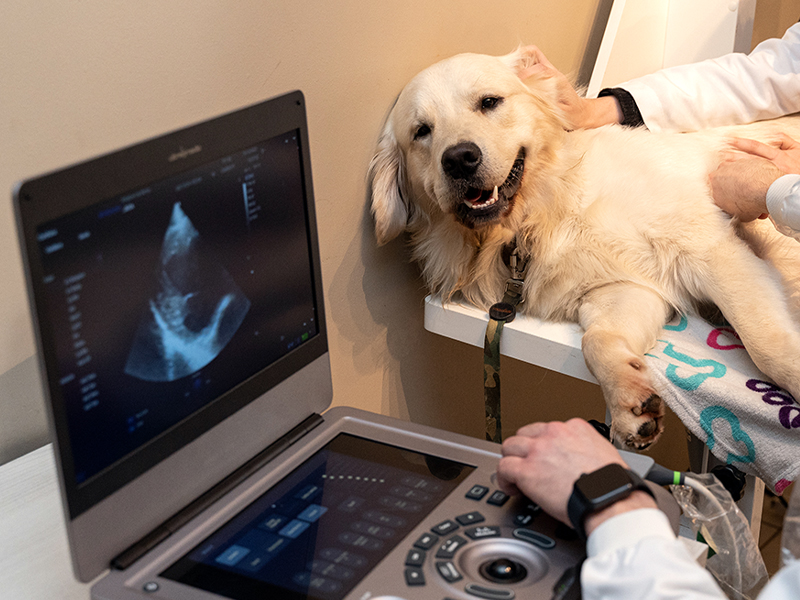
[712,134,800,222]
[515,45,623,131]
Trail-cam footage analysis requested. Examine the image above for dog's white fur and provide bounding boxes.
[369,48,800,449]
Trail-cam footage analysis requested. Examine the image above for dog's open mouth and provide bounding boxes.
[455,148,525,227]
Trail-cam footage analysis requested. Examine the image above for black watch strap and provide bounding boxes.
[567,464,655,539]
[598,87,645,128]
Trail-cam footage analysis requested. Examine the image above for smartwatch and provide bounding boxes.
[566,463,655,539]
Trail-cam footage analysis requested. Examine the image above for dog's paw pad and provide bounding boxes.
[612,393,665,450]
[636,418,659,439]
[631,393,663,417]
[620,417,663,450]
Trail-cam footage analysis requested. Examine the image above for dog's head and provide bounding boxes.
[369,47,567,245]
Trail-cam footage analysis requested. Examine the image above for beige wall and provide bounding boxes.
[0,0,604,463]
[752,0,800,47]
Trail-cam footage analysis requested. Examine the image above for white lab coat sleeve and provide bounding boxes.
[581,509,726,599]
[766,174,800,241]
[757,560,800,598]
[618,23,800,132]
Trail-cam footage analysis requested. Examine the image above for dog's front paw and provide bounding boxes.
[611,393,665,450]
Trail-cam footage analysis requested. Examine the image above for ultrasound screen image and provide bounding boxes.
[36,131,318,483]
[124,202,251,382]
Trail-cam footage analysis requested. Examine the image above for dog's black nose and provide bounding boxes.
[442,142,482,179]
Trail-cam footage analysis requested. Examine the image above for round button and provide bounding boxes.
[479,558,527,584]
[143,581,159,593]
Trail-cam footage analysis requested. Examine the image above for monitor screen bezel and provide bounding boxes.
[14,91,329,522]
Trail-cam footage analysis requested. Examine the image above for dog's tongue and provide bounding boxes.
[464,186,499,208]
[465,187,484,202]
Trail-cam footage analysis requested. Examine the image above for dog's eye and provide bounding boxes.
[414,124,431,140]
[480,96,503,111]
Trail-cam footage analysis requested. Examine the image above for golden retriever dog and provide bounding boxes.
[369,47,800,450]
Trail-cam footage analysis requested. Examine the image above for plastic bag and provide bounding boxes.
[671,473,768,600]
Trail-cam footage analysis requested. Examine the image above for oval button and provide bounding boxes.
[512,528,555,549]
[465,583,515,600]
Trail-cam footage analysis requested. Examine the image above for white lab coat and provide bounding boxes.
[582,506,800,599]
[620,23,800,240]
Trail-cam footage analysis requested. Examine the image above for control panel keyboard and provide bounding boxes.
[345,475,584,600]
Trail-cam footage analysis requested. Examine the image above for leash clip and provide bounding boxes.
[504,278,524,300]
[503,246,529,304]
[508,246,530,281]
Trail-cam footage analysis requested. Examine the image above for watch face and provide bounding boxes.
[576,463,634,506]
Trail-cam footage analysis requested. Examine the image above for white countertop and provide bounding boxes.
[0,444,97,599]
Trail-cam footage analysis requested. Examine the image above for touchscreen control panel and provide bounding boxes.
[156,433,585,600]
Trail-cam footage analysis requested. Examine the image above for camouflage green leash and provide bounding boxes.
[484,245,529,443]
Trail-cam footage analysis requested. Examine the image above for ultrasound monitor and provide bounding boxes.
[37,130,316,485]
[15,91,333,581]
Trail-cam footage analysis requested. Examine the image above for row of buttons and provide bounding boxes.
[465,485,509,505]
[466,486,547,529]
[404,512,482,586]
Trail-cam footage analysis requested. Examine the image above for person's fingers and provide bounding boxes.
[522,44,554,69]
[776,131,800,150]
[728,137,780,160]
[500,435,532,458]
[496,478,521,497]
[524,63,550,79]
[719,150,741,163]
[514,421,549,438]
[495,455,526,495]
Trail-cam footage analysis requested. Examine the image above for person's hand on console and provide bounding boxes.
[496,418,658,538]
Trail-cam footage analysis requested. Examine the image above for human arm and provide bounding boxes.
[759,489,800,597]
[621,23,800,132]
[528,24,800,132]
[581,510,728,600]
[768,175,800,240]
[711,135,800,240]
[496,419,726,598]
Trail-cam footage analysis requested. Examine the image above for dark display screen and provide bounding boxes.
[161,434,475,600]
[35,130,318,484]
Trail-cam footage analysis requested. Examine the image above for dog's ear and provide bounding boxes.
[369,125,410,245]
[499,45,552,82]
